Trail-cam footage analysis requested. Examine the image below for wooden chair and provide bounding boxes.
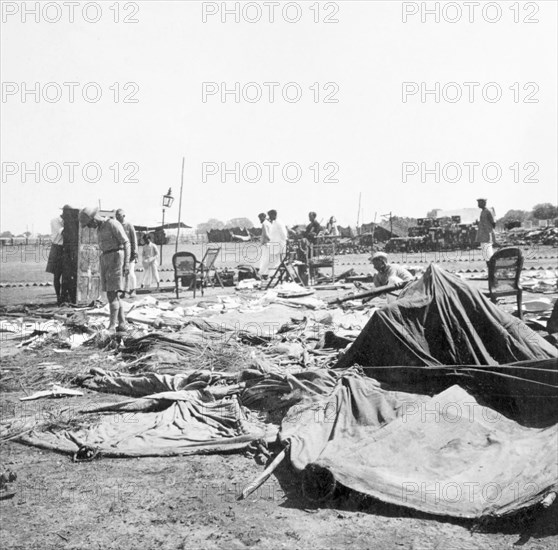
[199,246,224,289]
[309,239,336,285]
[487,247,524,319]
[172,252,202,298]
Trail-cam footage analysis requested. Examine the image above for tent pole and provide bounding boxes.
[175,157,185,256]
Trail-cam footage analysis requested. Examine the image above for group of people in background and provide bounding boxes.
[115,209,161,293]
[45,198,497,322]
[257,209,288,280]
[257,210,339,279]
[303,212,339,242]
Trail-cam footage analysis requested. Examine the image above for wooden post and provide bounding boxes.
[238,448,287,500]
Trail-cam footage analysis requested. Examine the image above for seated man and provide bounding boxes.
[370,252,413,288]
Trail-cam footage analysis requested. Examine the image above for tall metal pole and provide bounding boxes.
[160,208,165,265]
[175,157,185,256]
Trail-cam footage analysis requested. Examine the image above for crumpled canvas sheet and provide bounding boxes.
[281,375,558,518]
[20,391,276,457]
[18,368,337,457]
[336,265,558,375]
[81,366,337,408]
[81,368,227,396]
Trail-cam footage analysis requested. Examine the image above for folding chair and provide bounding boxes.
[199,246,224,289]
[172,252,202,298]
[487,247,524,319]
[309,238,336,285]
[266,243,305,289]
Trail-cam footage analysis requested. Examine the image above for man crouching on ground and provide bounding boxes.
[79,207,130,332]
[370,252,413,287]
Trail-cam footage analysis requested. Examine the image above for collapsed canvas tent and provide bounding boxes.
[280,374,558,518]
[335,264,557,373]
[333,264,558,422]
[277,265,558,517]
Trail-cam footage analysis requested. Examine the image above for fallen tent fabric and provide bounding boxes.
[19,391,276,457]
[280,374,558,518]
[345,358,558,428]
[335,264,558,377]
[81,368,234,396]
[13,368,338,457]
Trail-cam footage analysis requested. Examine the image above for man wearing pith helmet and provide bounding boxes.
[79,207,130,332]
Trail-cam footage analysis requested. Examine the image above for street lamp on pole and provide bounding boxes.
[160,188,174,265]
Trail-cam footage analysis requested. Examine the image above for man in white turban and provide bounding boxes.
[370,252,413,288]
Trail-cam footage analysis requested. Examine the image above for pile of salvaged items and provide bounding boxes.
[499,226,558,247]
[1,265,557,521]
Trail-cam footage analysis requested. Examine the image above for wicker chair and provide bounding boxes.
[309,239,336,285]
[172,252,202,298]
[487,247,524,319]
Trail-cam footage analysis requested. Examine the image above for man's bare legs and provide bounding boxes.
[107,291,119,330]
[107,291,129,331]
[117,300,128,329]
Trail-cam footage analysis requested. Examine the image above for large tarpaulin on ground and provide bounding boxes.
[20,391,276,457]
[335,265,558,378]
[16,369,336,457]
[281,375,558,518]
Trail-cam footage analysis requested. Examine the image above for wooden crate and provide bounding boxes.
[61,208,101,305]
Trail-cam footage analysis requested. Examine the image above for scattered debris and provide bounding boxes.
[1,262,557,522]
[19,385,84,401]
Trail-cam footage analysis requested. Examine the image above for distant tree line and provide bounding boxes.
[426,203,557,229]
[497,203,558,228]
[196,218,254,234]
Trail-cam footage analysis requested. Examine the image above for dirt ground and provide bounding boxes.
[1,387,557,550]
[1,248,557,550]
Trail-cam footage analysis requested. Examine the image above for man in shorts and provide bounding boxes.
[79,207,130,332]
[46,206,66,305]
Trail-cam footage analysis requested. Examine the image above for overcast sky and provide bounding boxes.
[1,0,556,234]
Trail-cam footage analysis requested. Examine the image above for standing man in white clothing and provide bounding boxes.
[267,209,288,270]
[257,212,272,279]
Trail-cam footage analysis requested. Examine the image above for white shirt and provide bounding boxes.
[270,219,288,245]
[260,220,271,244]
[50,216,63,245]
